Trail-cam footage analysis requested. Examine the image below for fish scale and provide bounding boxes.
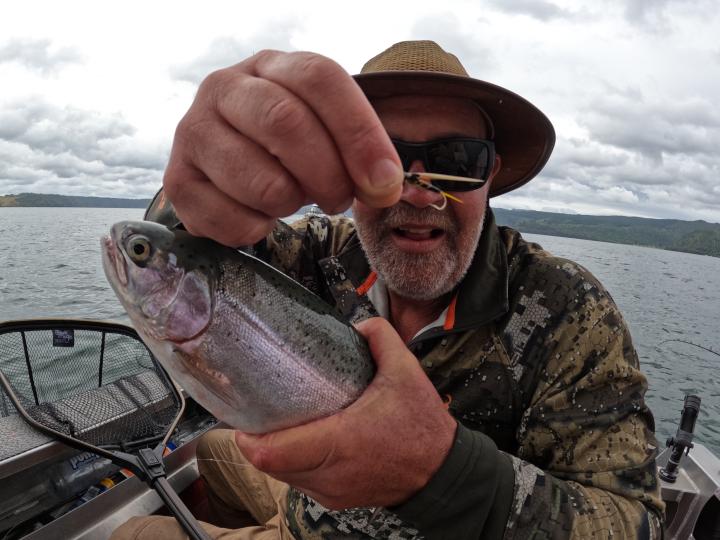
[102,221,375,433]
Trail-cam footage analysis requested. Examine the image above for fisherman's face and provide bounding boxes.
[353,95,497,301]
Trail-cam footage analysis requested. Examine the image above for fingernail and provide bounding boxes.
[369,159,403,189]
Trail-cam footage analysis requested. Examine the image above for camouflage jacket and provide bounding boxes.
[147,197,664,540]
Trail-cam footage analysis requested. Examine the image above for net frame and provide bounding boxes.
[0,319,210,540]
[0,319,184,452]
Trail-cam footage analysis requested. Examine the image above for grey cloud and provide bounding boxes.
[0,99,167,199]
[623,0,673,27]
[485,0,571,21]
[2,101,136,160]
[170,20,299,84]
[552,139,631,169]
[525,79,720,222]
[593,92,720,128]
[96,136,167,170]
[580,91,720,163]
[524,117,720,224]
[0,39,83,75]
[621,0,714,30]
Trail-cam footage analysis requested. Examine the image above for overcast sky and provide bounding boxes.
[1,0,718,223]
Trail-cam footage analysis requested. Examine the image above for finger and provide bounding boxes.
[174,110,306,218]
[247,51,404,208]
[163,160,275,247]
[206,66,354,214]
[234,417,337,475]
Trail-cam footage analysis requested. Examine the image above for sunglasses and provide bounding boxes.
[392,137,496,192]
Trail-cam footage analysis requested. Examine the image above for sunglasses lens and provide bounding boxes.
[393,138,494,191]
[431,179,487,192]
[429,141,490,179]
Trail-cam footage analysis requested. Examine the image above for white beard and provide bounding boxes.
[354,203,485,301]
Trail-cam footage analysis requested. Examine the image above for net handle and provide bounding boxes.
[153,475,213,540]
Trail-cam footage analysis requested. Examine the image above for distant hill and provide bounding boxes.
[493,208,720,258]
[2,193,718,257]
[0,193,151,208]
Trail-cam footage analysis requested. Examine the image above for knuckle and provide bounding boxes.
[261,95,307,137]
[291,52,343,86]
[251,48,281,64]
[198,67,236,99]
[249,171,301,215]
[199,66,253,117]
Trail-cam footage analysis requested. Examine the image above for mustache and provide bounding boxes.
[378,202,458,233]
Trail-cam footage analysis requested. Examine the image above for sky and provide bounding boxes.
[1,0,718,223]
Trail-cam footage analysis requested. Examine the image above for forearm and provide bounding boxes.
[393,424,513,540]
[394,424,662,540]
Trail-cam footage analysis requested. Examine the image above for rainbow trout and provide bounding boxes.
[101,221,374,433]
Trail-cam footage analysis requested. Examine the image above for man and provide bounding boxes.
[112,41,663,539]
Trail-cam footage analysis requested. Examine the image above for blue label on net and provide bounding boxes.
[52,329,75,347]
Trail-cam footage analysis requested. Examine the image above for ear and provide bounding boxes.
[486,154,502,190]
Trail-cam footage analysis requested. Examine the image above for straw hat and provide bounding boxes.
[353,41,555,197]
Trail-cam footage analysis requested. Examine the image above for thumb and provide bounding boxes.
[234,417,335,475]
[354,317,413,372]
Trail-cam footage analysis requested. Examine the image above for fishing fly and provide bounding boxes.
[403,171,484,211]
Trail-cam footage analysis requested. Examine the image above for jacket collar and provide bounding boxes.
[335,208,510,336]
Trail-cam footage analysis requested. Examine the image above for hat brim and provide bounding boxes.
[353,71,555,197]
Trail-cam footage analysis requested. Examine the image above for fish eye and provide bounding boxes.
[128,235,151,262]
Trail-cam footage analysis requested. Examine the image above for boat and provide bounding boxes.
[1,319,718,539]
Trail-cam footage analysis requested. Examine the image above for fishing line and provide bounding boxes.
[196,458,255,469]
[658,339,720,358]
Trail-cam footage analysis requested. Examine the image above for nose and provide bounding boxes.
[401,160,446,209]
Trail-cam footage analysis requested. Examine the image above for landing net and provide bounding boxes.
[0,320,181,450]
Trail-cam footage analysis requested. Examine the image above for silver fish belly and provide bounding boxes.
[101,221,375,433]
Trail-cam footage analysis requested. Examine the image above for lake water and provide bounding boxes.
[1,207,718,455]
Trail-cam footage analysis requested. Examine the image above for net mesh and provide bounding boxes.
[0,322,181,448]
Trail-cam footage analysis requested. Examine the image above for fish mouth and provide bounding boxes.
[101,233,128,287]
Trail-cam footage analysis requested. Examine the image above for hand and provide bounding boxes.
[234,317,457,510]
[164,50,404,247]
